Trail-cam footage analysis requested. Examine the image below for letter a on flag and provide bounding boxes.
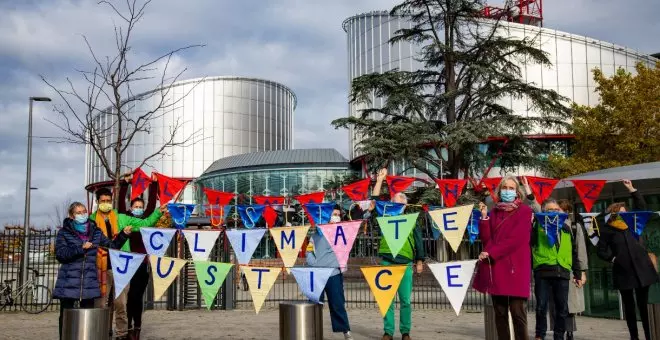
[226,228,267,265]
[194,261,233,310]
[243,266,281,314]
[140,227,176,257]
[269,226,309,271]
[290,267,335,304]
[182,230,221,261]
[429,205,473,253]
[318,221,362,271]
[580,212,601,246]
[109,249,146,299]
[361,265,408,316]
[150,256,186,300]
[376,213,419,258]
[428,260,477,316]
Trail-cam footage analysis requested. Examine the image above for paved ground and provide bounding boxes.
[2,308,635,340]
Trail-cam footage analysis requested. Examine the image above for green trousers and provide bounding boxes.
[382,260,413,336]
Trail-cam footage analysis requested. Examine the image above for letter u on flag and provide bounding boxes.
[243,266,281,314]
[375,201,406,217]
[155,173,186,204]
[535,212,569,247]
[167,203,196,229]
[226,228,266,265]
[429,205,473,253]
[140,227,176,257]
[109,249,146,299]
[290,267,335,304]
[150,256,187,300]
[619,211,654,239]
[304,202,336,226]
[376,213,419,258]
[182,230,221,261]
[269,226,310,271]
[130,168,152,200]
[428,260,477,316]
[361,265,408,316]
[194,261,233,310]
[319,220,362,270]
[237,205,266,228]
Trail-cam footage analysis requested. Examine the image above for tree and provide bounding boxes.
[42,0,204,206]
[332,0,570,181]
[49,198,72,228]
[548,62,660,178]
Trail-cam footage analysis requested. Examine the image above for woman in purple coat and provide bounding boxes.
[473,176,534,340]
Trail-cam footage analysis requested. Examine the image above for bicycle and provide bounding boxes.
[0,267,53,314]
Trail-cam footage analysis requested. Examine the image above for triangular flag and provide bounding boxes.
[226,229,267,265]
[467,209,482,245]
[296,192,326,224]
[150,256,186,300]
[155,173,186,204]
[434,179,467,208]
[193,261,233,310]
[318,221,362,270]
[253,196,285,228]
[525,176,560,204]
[130,168,152,200]
[427,206,443,240]
[580,212,601,239]
[243,266,281,314]
[385,175,415,194]
[356,200,372,211]
[261,206,278,228]
[375,201,406,217]
[203,188,235,227]
[140,227,176,256]
[342,179,371,201]
[304,203,336,226]
[535,212,569,247]
[182,230,221,261]
[237,205,266,228]
[571,180,606,213]
[376,213,419,257]
[269,226,310,270]
[480,177,502,202]
[428,260,478,316]
[167,203,196,229]
[619,211,654,239]
[361,265,408,316]
[429,205,473,252]
[204,204,231,227]
[109,249,146,299]
[203,188,235,206]
[290,267,335,303]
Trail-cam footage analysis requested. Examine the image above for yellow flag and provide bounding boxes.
[149,256,187,300]
[361,265,408,316]
[243,266,281,314]
[429,204,473,253]
[269,226,310,273]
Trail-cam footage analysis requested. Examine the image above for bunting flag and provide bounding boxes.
[304,203,336,226]
[375,201,406,217]
[182,230,221,261]
[571,180,606,213]
[580,212,601,246]
[109,249,147,299]
[269,226,310,271]
[480,177,502,202]
[296,192,326,223]
[139,227,177,257]
[194,261,233,310]
[361,265,408,317]
[434,179,468,208]
[619,211,654,238]
[427,206,443,240]
[318,221,362,270]
[467,209,482,245]
[342,178,371,201]
[150,256,187,300]
[377,213,419,258]
[204,205,231,227]
[226,229,267,265]
[290,267,335,304]
[203,188,235,226]
[167,203,196,229]
[155,173,186,204]
[428,260,478,316]
[253,196,285,228]
[385,175,415,195]
[130,168,152,200]
[429,205,473,252]
[356,200,372,211]
[243,266,281,314]
[535,212,569,247]
[203,188,235,206]
[237,205,266,228]
[525,176,560,204]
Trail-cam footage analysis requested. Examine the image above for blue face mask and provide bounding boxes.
[500,189,517,202]
[132,208,144,217]
[73,214,88,232]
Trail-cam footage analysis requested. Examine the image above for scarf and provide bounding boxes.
[495,198,522,212]
[94,209,119,297]
[609,215,628,231]
[73,222,90,241]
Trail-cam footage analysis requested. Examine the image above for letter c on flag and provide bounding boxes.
[150,230,164,250]
[375,269,393,290]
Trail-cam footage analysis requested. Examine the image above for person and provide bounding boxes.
[54,202,131,340]
[473,176,533,340]
[90,188,163,340]
[305,205,354,340]
[596,179,658,340]
[371,168,425,340]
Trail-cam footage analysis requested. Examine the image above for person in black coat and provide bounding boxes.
[596,179,658,340]
[54,202,130,340]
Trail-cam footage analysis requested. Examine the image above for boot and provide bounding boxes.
[127,329,135,340]
[132,328,141,340]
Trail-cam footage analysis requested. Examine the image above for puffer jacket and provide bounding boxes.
[53,218,128,300]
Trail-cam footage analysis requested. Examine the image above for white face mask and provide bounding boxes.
[330,215,341,223]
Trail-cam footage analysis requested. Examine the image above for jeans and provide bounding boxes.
[535,274,570,340]
[319,273,350,333]
[492,295,528,340]
[59,298,95,340]
[382,261,413,336]
[620,286,650,340]
[127,262,149,329]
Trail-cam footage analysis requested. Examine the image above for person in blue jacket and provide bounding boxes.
[54,202,131,340]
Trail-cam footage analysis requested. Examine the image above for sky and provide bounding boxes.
[0,0,658,228]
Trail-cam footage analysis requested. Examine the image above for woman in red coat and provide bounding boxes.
[473,176,534,340]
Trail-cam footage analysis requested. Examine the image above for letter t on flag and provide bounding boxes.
[524,176,559,204]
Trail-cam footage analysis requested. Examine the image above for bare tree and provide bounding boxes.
[42,0,205,206]
[50,199,72,228]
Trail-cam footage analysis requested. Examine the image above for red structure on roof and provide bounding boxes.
[482,0,543,27]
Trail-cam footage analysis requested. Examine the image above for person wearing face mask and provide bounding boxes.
[473,176,533,340]
[125,198,153,340]
[54,202,132,340]
[305,205,354,340]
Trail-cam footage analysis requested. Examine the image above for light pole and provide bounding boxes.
[21,97,51,286]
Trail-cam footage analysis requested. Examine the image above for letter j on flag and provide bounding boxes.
[109,249,146,299]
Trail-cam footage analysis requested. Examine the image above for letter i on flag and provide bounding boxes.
[428,260,478,316]
[194,262,233,310]
[225,229,267,265]
[290,267,335,303]
[619,211,654,239]
[269,226,309,272]
[428,205,473,253]
[150,256,187,300]
[304,202,336,226]
[109,249,146,299]
[140,227,177,257]
[319,221,362,271]
[376,213,419,258]
[182,230,221,261]
[480,177,502,202]
[361,265,408,316]
[243,266,281,314]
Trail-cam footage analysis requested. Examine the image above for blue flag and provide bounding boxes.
[237,205,266,228]
[109,249,146,298]
[304,203,336,226]
[139,227,176,257]
[427,206,442,240]
[290,267,335,304]
[619,211,654,239]
[467,209,482,245]
[226,228,267,265]
[206,204,232,225]
[375,201,406,217]
[535,212,569,247]
[167,203,196,229]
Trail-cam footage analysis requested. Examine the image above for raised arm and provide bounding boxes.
[522,177,542,213]
[622,179,647,211]
[372,168,387,197]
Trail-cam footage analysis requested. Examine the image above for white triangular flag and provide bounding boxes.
[428,260,477,316]
[109,249,146,299]
[182,230,221,261]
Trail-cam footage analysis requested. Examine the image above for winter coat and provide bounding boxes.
[473,204,534,298]
[53,218,128,300]
[596,191,659,290]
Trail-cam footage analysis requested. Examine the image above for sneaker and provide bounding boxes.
[343,331,354,340]
[381,334,393,340]
[402,334,412,340]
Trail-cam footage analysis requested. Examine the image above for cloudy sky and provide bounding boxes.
[1,0,658,228]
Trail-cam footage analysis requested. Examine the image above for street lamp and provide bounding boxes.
[21,97,51,286]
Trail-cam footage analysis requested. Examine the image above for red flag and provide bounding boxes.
[525,176,560,204]
[341,178,371,201]
[434,179,468,207]
[130,168,152,200]
[295,192,326,225]
[571,180,606,213]
[481,177,502,202]
[253,196,285,228]
[203,188,235,227]
[155,173,186,205]
[385,175,416,195]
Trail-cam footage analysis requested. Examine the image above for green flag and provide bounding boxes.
[193,261,233,310]
[377,213,419,258]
